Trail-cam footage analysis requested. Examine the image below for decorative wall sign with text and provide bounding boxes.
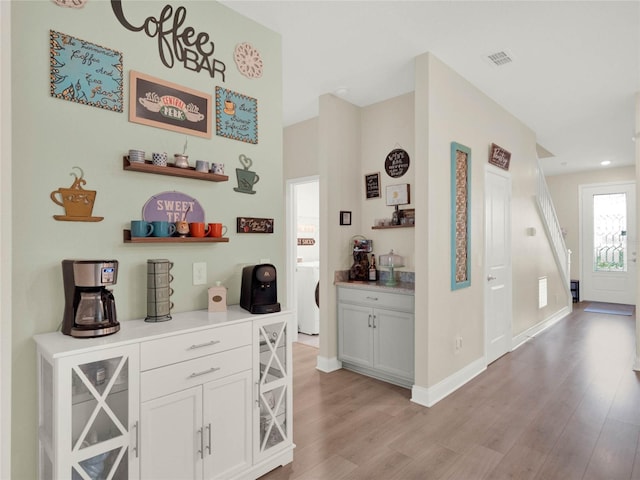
[237,217,274,233]
[130,71,212,138]
[216,87,258,144]
[489,143,511,171]
[451,142,471,290]
[365,172,380,199]
[50,30,123,112]
[385,148,410,178]
[50,167,103,222]
[297,238,316,246]
[111,1,226,81]
[142,191,205,222]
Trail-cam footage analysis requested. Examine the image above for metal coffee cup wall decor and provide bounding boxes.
[50,167,103,222]
[233,154,260,194]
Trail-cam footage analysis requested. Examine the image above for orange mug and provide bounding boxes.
[208,223,228,238]
[189,222,209,238]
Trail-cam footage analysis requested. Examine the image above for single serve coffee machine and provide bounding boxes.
[240,264,281,314]
[62,259,120,338]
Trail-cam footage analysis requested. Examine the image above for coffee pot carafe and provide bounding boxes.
[62,259,120,338]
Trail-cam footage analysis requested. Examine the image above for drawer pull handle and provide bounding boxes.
[188,340,220,350]
[366,296,378,301]
[188,367,220,379]
[132,421,139,458]
[198,427,204,459]
[206,423,212,455]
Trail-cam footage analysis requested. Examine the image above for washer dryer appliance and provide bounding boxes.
[296,261,319,334]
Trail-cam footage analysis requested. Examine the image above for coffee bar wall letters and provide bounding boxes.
[237,217,274,234]
[130,71,212,138]
[489,143,511,171]
[142,191,205,222]
[216,87,258,144]
[50,30,123,112]
[50,167,103,222]
[111,0,226,81]
[385,148,410,178]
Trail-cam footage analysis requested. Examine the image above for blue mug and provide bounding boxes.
[131,220,154,237]
[151,221,176,237]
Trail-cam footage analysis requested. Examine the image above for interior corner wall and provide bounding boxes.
[317,94,361,361]
[416,53,569,391]
[10,2,282,478]
[546,166,635,281]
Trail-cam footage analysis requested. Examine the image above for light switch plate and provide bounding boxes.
[193,262,207,285]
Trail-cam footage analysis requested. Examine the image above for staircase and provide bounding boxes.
[535,163,572,302]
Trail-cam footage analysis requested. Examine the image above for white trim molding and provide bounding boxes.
[511,306,570,351]
[316,355,341,373]
[410,356,486,408]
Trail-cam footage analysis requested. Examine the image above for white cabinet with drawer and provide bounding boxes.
[139,323,253,480]
[337,285,414,388]
[35,306,294,480]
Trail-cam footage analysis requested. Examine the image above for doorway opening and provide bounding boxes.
[286,176,320,348]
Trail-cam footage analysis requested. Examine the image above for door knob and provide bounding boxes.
[487,275,496,281]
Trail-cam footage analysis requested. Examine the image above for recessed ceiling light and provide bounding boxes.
[334,87,349,96]
[600,160,611,166]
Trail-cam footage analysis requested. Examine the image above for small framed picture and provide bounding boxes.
[365,172,381,199]
[386,184,410,206]
[340,211,352,226]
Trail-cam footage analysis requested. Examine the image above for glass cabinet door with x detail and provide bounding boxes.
[254,317,293,463]
[38,345,140,480]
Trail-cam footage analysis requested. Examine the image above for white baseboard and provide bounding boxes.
[316,355,342,373]
[511,306,570,351]
[410,356,486,408]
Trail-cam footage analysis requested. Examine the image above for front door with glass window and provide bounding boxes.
[581,182,636,304]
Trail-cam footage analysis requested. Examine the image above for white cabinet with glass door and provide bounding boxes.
[36,343,139,480]
[254,316,293,464]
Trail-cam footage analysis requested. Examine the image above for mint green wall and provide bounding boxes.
[11,2,282,478]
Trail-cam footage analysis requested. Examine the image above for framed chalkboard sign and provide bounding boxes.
[365,172,380,199]
[385,148,410,178]
[129,70,212,138]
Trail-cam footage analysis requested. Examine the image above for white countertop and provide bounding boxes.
[34,305,291,358]
[335,280,415,295]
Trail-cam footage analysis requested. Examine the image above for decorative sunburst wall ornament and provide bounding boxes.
[234,42,263,79]
[51,0,87,8]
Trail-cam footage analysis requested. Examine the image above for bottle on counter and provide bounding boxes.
[369,254,378,281]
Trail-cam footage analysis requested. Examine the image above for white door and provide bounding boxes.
[581,182,636,304]
[484,168,512,364]
[140,386,203,480]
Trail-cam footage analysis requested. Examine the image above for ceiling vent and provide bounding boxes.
[485,50,514,67]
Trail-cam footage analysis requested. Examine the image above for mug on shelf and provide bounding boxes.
[195,160,210,173]
[208,223,228,238]
[152,152,168,167]
[211,162,225,175]
[189,222,209,238]
[151,221,176,237]
[131,220,154,237]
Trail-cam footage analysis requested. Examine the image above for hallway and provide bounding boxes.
[263,303,640,479]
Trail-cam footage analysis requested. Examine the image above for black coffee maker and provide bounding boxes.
[62,259,120,338]
[240,264,281,314]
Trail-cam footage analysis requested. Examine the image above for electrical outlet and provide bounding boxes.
[193,262,207,285]
[260,258,270,264]
[455,336,463,352]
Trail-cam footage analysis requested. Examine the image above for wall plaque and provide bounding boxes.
[385,148,410,178]
[365,172,380,199]
[489,143,511,171]
[237,217,274,233]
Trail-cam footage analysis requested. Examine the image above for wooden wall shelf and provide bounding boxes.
[123,230,229,243]
[371,224,415,230]
[123,157,229,182]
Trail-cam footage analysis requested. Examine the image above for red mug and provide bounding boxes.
[189,222,209,238]
[208,223,228,238]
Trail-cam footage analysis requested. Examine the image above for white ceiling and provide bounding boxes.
[221,1,640,176]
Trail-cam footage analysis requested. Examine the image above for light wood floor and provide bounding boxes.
[260,303,640,480]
